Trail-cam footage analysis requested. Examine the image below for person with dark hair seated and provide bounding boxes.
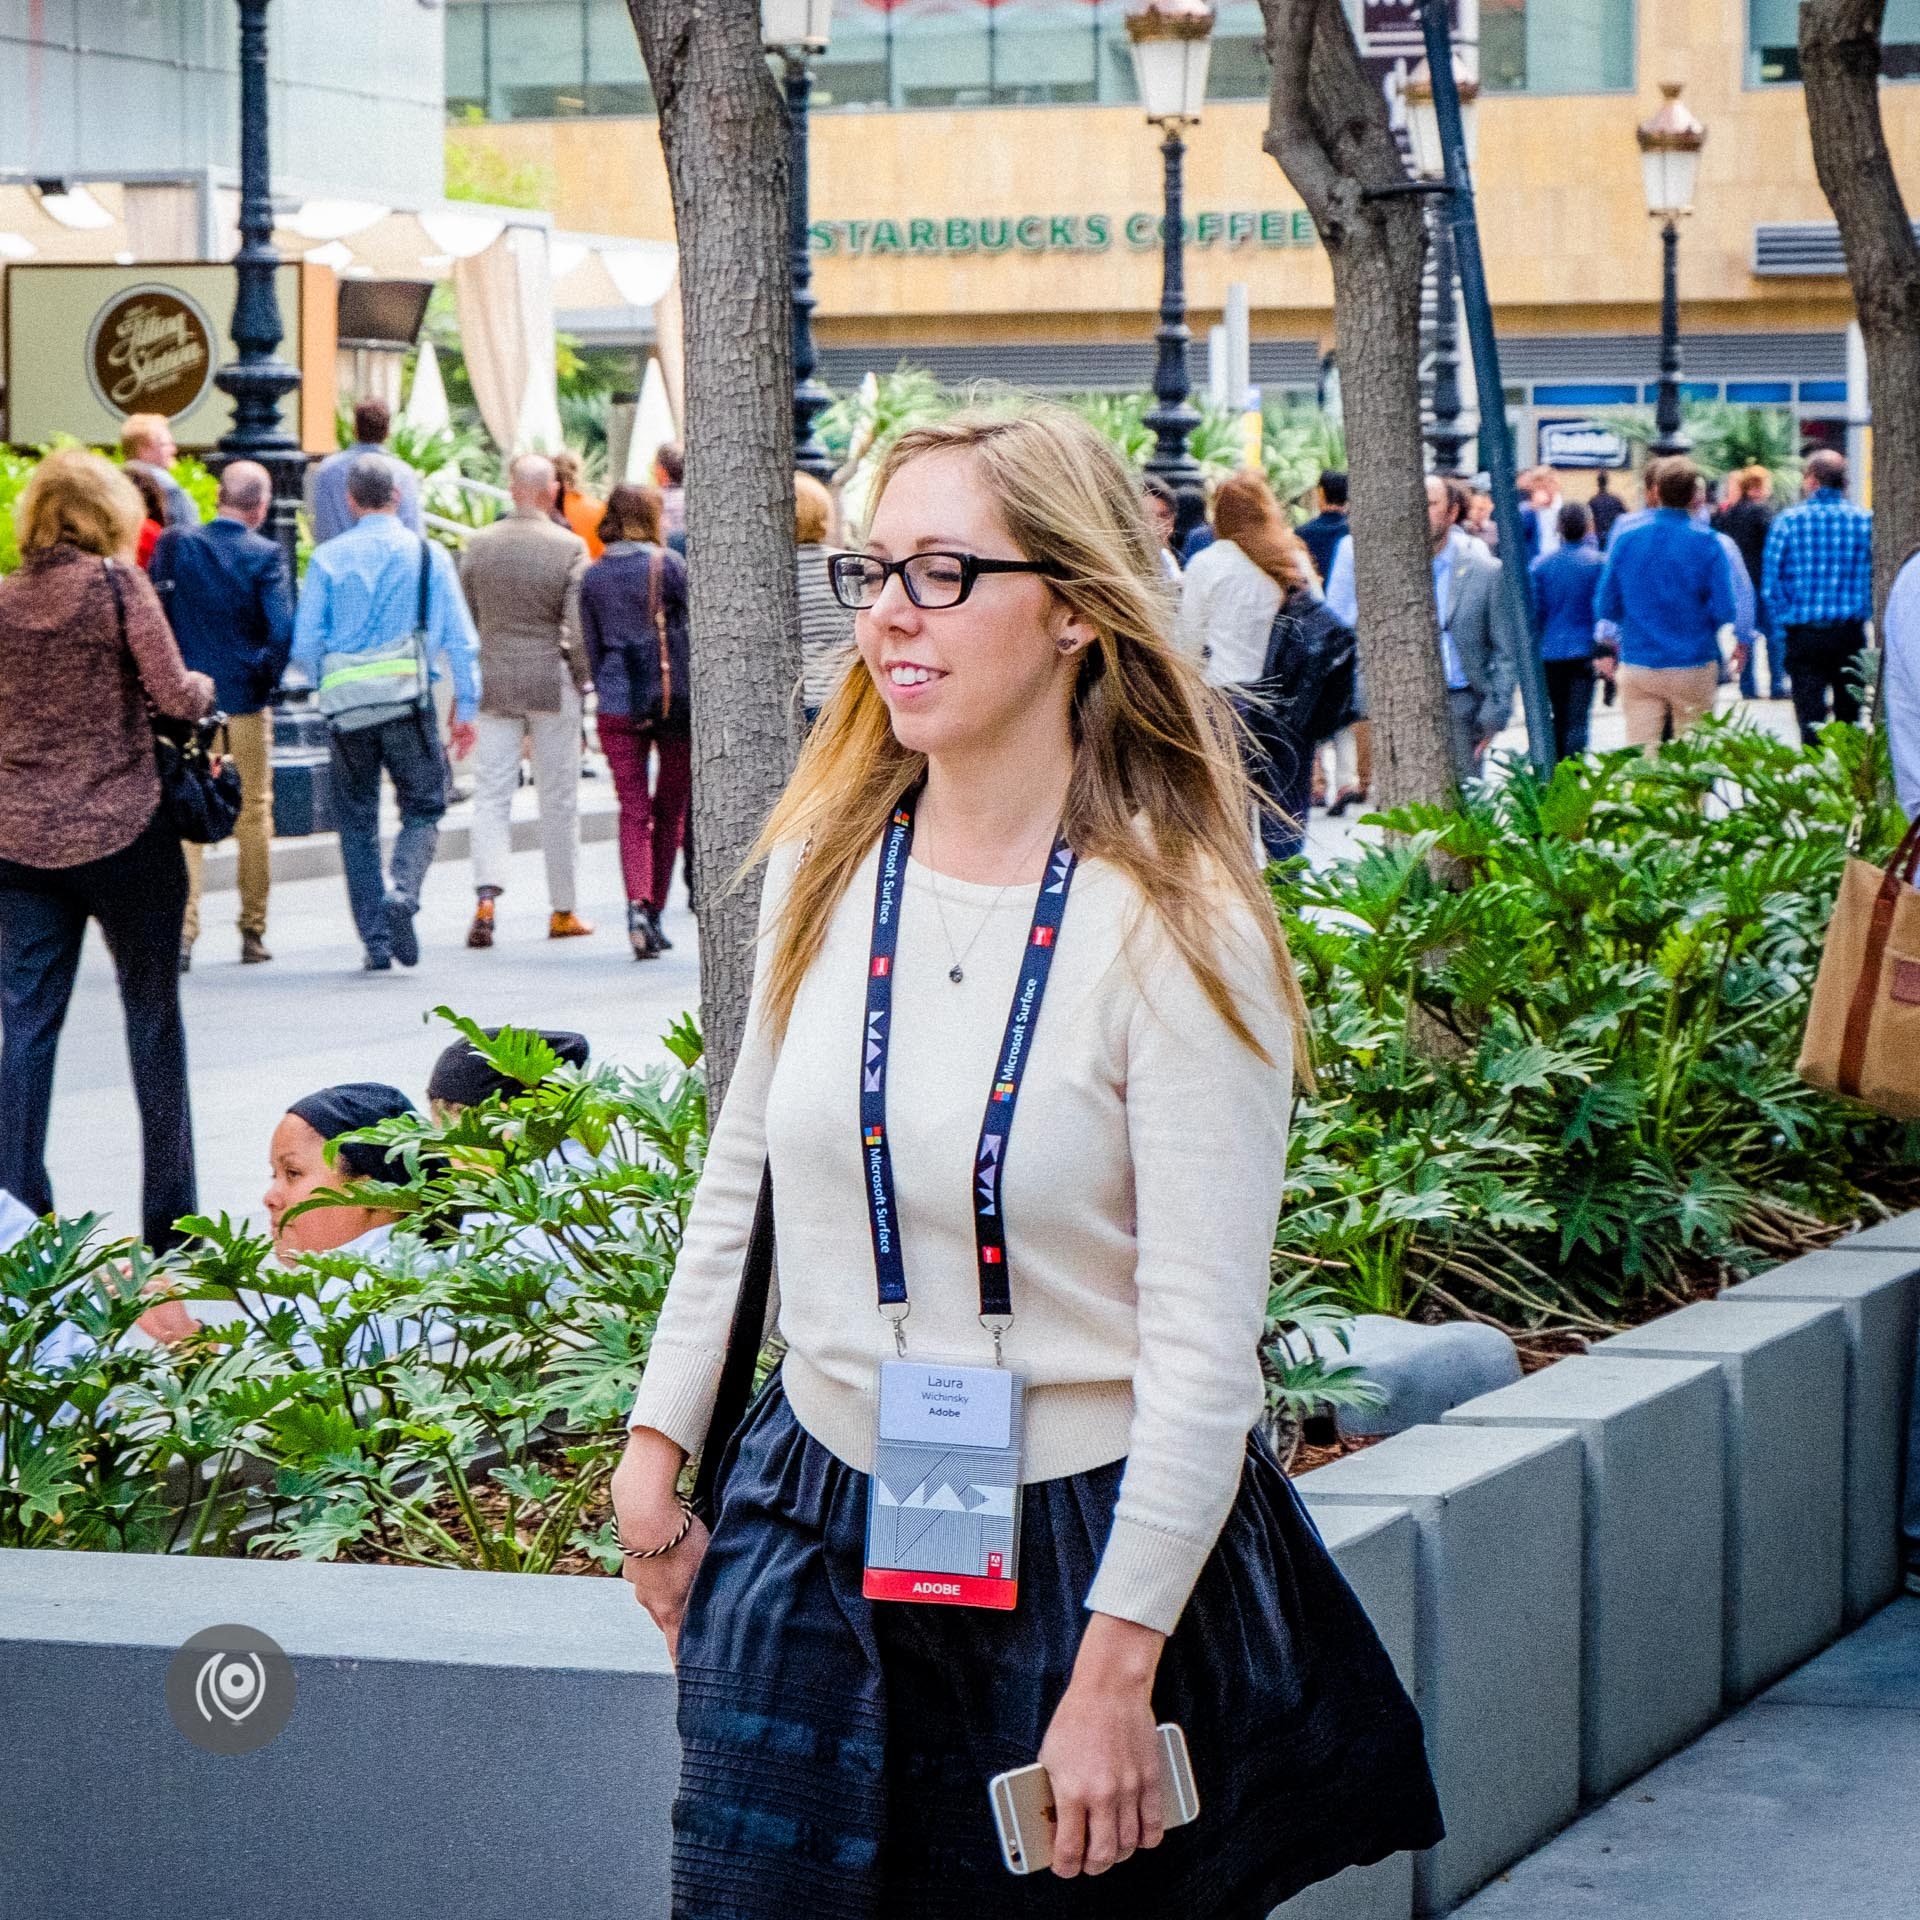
[136,1083,422,1351]
[427,1030,591,1120]
[265,1083,417,1264]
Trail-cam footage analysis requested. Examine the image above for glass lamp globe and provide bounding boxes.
[1637,82,1706,220]
[1125,0,1215,125]
[762,0,832,54]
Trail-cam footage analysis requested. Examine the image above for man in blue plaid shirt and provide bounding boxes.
[1763,448,1874,744]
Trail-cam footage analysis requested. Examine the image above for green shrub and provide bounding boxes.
[1274,716,1917,1329]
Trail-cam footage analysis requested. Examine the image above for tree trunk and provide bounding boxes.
[1258,0,1455,812]
[1802,0,1920,622]
[627,0,802,1103]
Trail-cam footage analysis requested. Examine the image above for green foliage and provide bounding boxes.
[1274,716,1917,1328]
[2,1008,1374,1563]
[0,446,218,575]
[1262,403,1347,515]
[1600,402,1802,499]
[0,445,33,574]
[444,111,555,210]
[1,1017,710,1570]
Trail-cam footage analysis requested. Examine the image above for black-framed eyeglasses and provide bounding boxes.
[826,549,1064,611]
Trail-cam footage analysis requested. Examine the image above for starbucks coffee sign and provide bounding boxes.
[86,284,218,420]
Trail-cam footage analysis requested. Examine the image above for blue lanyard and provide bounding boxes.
[860,792,1077,1351]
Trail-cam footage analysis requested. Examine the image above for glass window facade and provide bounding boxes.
[1481,0,1633,95]
[447,0,1641,120]
[1749,0,1920,82]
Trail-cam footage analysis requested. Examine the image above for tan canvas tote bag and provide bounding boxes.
[1798,819,1920,1120]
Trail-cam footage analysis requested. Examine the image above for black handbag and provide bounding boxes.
[689,1163,777,1525]
[104,559,244,845]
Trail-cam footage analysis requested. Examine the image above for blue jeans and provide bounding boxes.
[1737,599,1789,700]
[328,711,448,961]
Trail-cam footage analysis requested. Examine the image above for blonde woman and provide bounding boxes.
[612,411,1440,1912]
[0,449,214,1249]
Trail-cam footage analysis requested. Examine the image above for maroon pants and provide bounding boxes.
[599,716,691,911]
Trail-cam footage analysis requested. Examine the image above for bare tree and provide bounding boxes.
[627,0,801,1100]
[1802,0,1920,620]
[1258,0,1455,810]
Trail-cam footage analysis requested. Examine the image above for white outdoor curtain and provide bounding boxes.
[404,338,453,435]
[626,357,678,483]
[453,224,564,454]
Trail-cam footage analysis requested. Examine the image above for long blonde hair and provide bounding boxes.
[751,409,1312,1082]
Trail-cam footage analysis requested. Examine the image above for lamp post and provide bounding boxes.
[1637,82,1706,459]
[763,0,836,482]
[1411,0,1556,778]
[213,0,305,581]
[1126,0,1212,484]
[1405,48,1478,477]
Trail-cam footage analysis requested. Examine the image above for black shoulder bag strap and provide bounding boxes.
[689,1162,776,1524]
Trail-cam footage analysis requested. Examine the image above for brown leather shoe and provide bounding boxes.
[240,932,272,965]
[467,898,496,949]
[548,910,594,940]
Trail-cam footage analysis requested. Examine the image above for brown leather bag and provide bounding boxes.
[1798,819,1920,1120]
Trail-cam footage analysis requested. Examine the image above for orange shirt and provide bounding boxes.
[560,489,606,559]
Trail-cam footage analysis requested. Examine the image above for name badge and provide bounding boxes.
[865,1359,1024,1611]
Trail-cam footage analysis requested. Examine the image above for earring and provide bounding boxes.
[1056,636,1079,656]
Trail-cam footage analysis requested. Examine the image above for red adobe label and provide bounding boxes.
[864,1568,1019,1610]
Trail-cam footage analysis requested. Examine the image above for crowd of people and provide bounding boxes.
[1143,440,1896,846]
[0,398,714,1253]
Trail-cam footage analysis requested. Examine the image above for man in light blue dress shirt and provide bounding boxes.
[292,459,480,971]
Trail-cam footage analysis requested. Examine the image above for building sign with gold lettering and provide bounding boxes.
[808,209,1320,257]
[86,284,218,421]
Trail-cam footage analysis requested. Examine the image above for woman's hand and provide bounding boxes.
[1036,1613,1168,1878]
[611,1427,709,1661]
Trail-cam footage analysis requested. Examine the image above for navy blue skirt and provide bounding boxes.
[671,1377,1443,1919]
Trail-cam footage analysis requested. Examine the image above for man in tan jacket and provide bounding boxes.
[457,454,594,945]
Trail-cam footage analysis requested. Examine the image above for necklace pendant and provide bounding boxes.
[948,965,965,984]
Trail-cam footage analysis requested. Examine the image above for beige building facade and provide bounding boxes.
[447,0,1920,461]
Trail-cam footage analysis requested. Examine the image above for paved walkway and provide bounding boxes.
[45,815,696,1238]
[1457,1598,1920,1917]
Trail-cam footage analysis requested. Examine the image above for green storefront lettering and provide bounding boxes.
[805,210,1317,256]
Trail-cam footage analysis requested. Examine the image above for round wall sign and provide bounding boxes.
[86,283,218,421]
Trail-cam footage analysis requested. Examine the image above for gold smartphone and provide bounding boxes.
[988,1722,1199,1876]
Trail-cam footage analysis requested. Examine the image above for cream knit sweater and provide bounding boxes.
[627,835,1293,1635]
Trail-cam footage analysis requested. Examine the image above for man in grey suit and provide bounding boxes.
[456,453,593,947]
[1428,476,1521,780]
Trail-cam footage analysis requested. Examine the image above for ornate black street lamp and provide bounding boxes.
[763,0,836,482]
[1405,49,1479,478]
[1126,0,1213,484]
[1411,0,1557,777]
[213,0,305,581]
[1637,83,1707,459]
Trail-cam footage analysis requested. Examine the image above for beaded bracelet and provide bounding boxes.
[617,1494,697,1561]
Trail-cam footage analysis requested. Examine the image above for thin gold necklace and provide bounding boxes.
[922,808,1057,985]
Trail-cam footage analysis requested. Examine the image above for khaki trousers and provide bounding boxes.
[470,687,583,913]
[1616,662,1721,749]
[182,708,273,946]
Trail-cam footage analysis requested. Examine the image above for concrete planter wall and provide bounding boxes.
[1,1212,1916,1919]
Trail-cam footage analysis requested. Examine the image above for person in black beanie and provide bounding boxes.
[266,1082,418,1264]
[137,1083,421,1350]
[426,1030,590,1119]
